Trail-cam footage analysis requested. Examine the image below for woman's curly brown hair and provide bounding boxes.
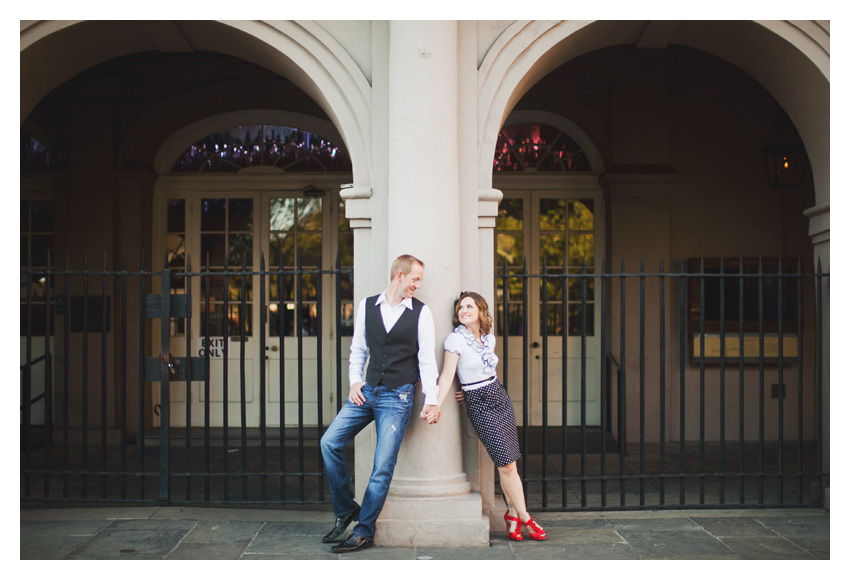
[452,291,493,335]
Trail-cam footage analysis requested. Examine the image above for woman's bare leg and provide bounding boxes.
[497,461,530,522]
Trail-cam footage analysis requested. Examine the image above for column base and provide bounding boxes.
[376,491,491,547]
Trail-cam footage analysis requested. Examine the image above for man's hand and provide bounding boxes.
[454,390,464,404]
[420,404,441,424]
[348,382,366,406]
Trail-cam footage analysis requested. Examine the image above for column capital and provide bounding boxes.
[478,187,502,228]
[341,187,372,229]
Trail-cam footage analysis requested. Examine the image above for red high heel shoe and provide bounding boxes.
[504,512,523,541]
[522,517,546,541]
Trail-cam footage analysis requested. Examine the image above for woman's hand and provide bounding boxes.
[454,390,464,404]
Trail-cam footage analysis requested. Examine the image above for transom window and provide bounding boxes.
[494,122,590,173]
[171,125,352,173]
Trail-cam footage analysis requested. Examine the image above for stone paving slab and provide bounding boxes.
[754,515,830,550]
[721,537,814,560]
[167,542,250,560]
[64,528,190,560]
[181,520,263,544]
[690,516,779,537]
[19,506,829,560]
[618,529,740,559]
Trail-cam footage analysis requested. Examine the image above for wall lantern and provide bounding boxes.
[762,110,808,188]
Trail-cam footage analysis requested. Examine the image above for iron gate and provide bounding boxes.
[21,254,827,510]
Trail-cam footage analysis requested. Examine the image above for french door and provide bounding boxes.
[495,183,604,427]
[154,178,352,428]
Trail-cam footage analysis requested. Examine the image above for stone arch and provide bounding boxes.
[20,20,372,188]
[477,20,829,207]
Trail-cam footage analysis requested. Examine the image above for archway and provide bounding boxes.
[21,20,372,187]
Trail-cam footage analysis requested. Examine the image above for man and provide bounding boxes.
[319,254,440,553]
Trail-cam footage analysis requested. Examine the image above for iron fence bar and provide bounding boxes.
[138,253,146,500]
[335,253,343,414]
[738,259,745,505]
[580,258,588,507]
[203,254,212,502]
[561,257,568,508]
[659,259,666,506]
[816,259,823,501]
[522,260,529,484]
[23,252,33,498]
[278,253,286,502]
[777,258,784,505]
[239,255,249,501]
[101,254,109,499]
[43,252,53,497]
[222,260,230,502]
[316,255,325,502]
[619,259,626,507]
[260,253,268,503]
[297,253,306,501]
[699,258,706,505]
[719,259,726,505]
[495,271,824,280]
[541,256,549,509]
[520,470,824,483]
[796,258,804,504]
[758,258,765,505]
[599,260,608,508]
[679,260,686,505]
[184,255,194,502]
[82,255,89,499]
[120,255,127,500]
[639,258,646,506]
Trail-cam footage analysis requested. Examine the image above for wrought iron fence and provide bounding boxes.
[496,256,827,511]
[20,253,352,506]
[21,253,827,511]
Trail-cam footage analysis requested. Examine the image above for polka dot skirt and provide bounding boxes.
[463,378,521,467]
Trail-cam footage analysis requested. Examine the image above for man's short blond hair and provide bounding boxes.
[390,254,425,281]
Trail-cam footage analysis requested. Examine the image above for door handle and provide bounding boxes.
[531,341,540,348]
[265,345,279,351]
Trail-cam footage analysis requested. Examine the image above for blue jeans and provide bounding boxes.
[320,382,415,540]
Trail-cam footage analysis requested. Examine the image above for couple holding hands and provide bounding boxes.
[319,254,545,553]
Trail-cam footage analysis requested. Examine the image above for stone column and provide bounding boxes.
[374,20,490,547]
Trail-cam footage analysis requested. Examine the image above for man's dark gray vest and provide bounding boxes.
[364,295,423,389]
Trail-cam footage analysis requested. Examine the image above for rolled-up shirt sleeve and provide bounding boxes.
[348,297,369,386]
[417,304,439,406]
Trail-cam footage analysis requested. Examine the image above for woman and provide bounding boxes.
[421,291,545,541]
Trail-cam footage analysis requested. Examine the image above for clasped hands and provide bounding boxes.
[420,390,465,424]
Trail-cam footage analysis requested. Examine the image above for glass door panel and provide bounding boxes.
[160,186,352,429]
[495,189,602,427]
